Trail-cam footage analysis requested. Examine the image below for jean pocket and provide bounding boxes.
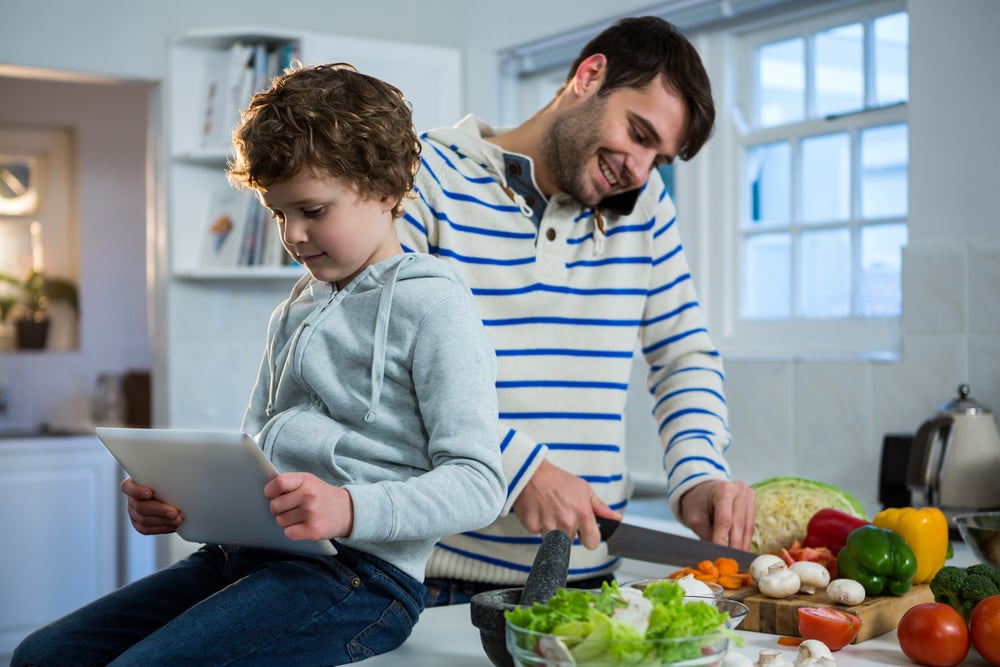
[346,599,416,661]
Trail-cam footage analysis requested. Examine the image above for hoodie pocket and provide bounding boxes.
[259,404,355,483]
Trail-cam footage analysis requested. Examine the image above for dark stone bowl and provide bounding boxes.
[469,587,524,667]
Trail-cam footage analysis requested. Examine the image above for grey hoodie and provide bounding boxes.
[242,252,505,581]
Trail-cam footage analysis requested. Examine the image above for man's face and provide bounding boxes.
[541,75,690,207]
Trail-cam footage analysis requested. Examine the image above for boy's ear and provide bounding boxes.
[572,53,608,97]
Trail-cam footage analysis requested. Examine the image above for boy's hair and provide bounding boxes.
[566,16,715,161]
[228,63,420,219]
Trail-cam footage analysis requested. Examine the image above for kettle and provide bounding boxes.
[906,384,1000,516]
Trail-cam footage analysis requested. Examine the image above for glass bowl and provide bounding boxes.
[504,597,746,666]
[955,511,1000,568]
[624,579,725,600]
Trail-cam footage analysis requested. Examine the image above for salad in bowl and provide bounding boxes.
[504,579,744,666]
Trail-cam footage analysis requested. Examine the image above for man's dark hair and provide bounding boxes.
[567,16,715,160]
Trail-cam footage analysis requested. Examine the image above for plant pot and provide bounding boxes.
[15,317,49,350]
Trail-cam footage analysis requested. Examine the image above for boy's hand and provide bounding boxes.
[265,472,354,542]
[121,477,183,535]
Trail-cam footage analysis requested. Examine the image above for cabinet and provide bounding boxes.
[158,27,461,430]
[0,436,124,661]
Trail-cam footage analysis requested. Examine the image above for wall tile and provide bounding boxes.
[724,360,793,485]
[968,240,1000,334]
[969,334,1000,416]
[902,242,966,335]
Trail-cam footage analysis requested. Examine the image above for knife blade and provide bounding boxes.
[598,517,757,569]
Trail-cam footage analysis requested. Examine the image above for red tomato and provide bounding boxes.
[971,595,1000,666]
[797,607,863,651]
[897,602,970,667]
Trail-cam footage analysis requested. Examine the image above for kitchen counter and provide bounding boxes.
[365,523,989,666]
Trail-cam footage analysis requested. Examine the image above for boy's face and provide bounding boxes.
[260,171,400,289]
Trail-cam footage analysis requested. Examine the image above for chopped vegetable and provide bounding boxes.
[929,563,1000,622]
[775,541,838,579]
[872,506,950,584]
[505,580,743,665]
[751,477,867,554]
[669,557,753,589]
[777,636,804,647]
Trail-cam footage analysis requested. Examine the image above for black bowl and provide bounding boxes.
[470,588,524,667]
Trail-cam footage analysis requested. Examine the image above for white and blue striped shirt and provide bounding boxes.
[398,115,732,585]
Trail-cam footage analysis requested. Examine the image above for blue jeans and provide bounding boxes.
[422,573,615,607]
[12,542,424,666]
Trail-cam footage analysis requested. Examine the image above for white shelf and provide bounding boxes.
[174,266,304,281]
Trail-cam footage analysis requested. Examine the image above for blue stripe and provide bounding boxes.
[506,442,544,495]
[666,455,729,480]
[653,244,683,266]
[648,366,726,394]
[566,256,651,269]
[546,443,620,452]
[495,348,633,359]
[580,473,624,484]
[434,540,619,577]
[497,380,628,391]
[643,328,717,355]
[473,283,647,297]
[642,301,699,327]
[435,247,535,267]
[658,407,725,435]
[652,387,727,414]
[500,411,621,421]
[653,215,677,240]
[412,187,535,240]
[484,315,642,327]
[499,428,516,453]
[648,272,692,298]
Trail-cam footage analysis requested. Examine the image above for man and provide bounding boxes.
[398,15,756,605]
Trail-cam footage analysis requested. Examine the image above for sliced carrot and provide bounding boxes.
[777,636,804,647]
[668,567,699,579]
[717,573,751,589]
[697,560,720,577]
[715,557,740,576]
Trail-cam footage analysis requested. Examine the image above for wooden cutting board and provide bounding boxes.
[722,584,933,643]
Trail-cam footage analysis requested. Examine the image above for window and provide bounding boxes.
[733,3,908,356]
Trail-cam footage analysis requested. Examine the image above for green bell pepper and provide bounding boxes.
[836,525,917,596]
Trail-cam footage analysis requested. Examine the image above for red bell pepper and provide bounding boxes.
[801,508,870,556]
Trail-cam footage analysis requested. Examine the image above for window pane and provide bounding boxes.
[814,23,864,117]
[861,123,908,219]
[742,233,791,319]
[746,142,791,227]
[860,223,907,316]
[757,38,804,127]
[800,133,850,224]
[798,228,851,318]
[874,12,909,105]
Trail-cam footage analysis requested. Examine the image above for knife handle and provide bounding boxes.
[596,516,620,542]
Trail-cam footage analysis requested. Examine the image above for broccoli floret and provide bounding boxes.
[967,563,1000,588]
[930,566,968,612]
[929,564,1000,622]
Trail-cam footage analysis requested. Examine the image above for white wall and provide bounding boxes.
[2,0,999,521]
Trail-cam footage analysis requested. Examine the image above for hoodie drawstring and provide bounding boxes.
[364,254,416,423]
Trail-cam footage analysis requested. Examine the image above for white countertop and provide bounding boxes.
[365,515,990,666]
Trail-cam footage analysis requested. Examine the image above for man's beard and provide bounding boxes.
[540,94,609,207]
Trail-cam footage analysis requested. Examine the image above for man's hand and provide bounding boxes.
[265,472,353,542]
[122,477,183,535]
[512,459,622,549]
[678,479,756,551]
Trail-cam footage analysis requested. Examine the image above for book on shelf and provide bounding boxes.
[198,187,253,268]
[199,39,301,150]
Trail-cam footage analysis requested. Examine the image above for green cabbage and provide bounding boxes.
[751,476,867,554]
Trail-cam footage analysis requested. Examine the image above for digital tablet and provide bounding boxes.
[95,427,337,556]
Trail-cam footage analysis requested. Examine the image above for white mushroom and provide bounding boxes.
[611,586,653,634]
[758,563,801,599]
[795,639,836,666]
[750,554,788,584]
[537,635,574,662]
[721,651,755,667]
[755,649,793,667]
[825,578,866,606]
[789,562,831,594]
[674,573,716,598]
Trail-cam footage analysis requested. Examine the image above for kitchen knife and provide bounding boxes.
[598,517,757,569]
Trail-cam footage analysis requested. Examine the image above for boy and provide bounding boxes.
[12,64,505,665]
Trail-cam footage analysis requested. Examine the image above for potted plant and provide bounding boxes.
[0,270,79,349]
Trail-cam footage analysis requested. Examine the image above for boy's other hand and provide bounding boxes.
[265,472,354,542]
[121,477,183,535]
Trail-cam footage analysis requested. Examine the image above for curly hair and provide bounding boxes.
[565,16,715,161]
[227,63,421,219]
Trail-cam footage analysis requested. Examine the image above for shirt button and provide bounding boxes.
[546,228,556,241]
[525,195,536,208]
[507,162,521,176]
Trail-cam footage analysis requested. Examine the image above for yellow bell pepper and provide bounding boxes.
[872,506,949,584]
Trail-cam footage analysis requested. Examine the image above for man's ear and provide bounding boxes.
[572,53,608,97]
